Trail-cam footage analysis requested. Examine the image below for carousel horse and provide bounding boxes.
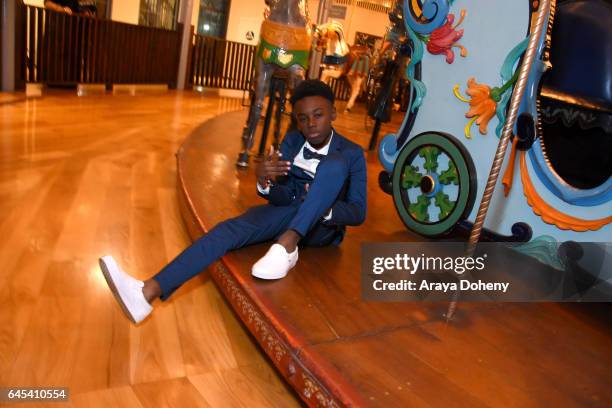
[237,0,312,167]
[316,22,372,113]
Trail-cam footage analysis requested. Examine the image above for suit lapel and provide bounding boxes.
[289,131,306,159]
[330,129,345,153]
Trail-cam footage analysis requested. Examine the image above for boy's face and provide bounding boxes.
[293,95,336,148]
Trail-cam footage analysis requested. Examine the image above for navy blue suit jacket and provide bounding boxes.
[259,129,367,229]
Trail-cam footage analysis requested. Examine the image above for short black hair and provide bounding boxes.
[290,79,335,106]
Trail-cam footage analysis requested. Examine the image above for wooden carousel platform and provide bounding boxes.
[176,109,612,407]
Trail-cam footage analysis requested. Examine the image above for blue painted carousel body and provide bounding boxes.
[377,0,611,275]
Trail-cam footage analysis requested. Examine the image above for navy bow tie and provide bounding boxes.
[302,147,325,161]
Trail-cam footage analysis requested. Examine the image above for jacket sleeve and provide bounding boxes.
[324,148,367,226]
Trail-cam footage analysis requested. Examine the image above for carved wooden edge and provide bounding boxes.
[211,261,347,408]
[175,148,367,407]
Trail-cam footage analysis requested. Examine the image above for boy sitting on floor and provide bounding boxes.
[99,79,367,324]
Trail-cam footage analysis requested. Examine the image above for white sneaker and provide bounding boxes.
[251,244,298,280]
[99,255,153,324]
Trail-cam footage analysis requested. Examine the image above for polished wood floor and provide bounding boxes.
[0,91,394,407]
[2,90,611,407]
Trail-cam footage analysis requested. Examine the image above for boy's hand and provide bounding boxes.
[255,146,291,186]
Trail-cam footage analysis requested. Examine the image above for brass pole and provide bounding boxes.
[446,0,553,320]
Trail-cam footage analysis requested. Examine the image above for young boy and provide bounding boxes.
[99,80,367,324]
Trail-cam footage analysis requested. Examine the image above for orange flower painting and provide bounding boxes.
[465,77,497,135]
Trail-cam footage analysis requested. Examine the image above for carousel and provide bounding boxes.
[177,0,611,406]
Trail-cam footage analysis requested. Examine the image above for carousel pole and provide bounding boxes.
[446,0,553,320]
[1,0,17,91]
[176,0,194,90]
[308,0,332,79]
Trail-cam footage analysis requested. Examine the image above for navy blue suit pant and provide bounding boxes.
[154,153,348,300]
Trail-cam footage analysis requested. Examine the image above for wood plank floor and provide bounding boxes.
[0,91,394,407]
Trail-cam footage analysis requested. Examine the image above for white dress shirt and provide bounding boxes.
[257,131,334,220]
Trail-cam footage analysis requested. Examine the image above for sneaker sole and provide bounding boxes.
[251,262,297,280]
[251,269,288,280]
[99,258,138,324]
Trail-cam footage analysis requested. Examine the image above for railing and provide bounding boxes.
[19,2,182,86]
[356,0,391,13]
[189,34,256,90]
[15,1,356,99]
[332,0,391,14]
[327,77,352,101]
[189,34,352,100]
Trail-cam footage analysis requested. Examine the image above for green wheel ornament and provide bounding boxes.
[401,165,422,189]
[392,132,477,237]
